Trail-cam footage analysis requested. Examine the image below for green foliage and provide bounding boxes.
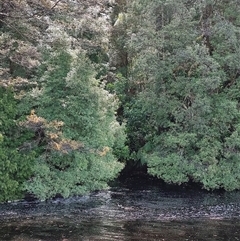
[6,0,240,199]
[22,49,126,200]
[25,151,123,200]
[1,0,128,202]
[118,0,240,190]
[0,87,34,202]
[0,87,16,136]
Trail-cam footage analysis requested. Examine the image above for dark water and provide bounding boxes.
[1,179,240,240]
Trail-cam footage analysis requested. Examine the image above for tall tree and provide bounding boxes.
[0,0,127,201]
[21,49,126,200]
[117,0,240,190]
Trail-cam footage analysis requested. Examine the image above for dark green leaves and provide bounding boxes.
[121,0,240,190]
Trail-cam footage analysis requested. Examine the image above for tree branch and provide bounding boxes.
[51,0,62,10]
[0,18,34,41]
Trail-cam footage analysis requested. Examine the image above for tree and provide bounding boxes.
[20,48,126,200]
[117,0,240,190]
[0,0,127,201]
[0,87,34,202]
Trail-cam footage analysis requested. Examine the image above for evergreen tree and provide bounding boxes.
[1,0,127,200]
[117,0,240,190]
[0,87,34,202]
[22,49,126,200]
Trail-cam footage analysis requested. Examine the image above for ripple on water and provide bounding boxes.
[1,183,240,240]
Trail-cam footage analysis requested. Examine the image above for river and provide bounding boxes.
[1,177,240,240]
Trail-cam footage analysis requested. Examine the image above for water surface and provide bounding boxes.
[1,178,240,240]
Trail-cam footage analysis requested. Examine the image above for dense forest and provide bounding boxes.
[0,0,240,202]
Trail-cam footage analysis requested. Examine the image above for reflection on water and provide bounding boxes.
[1,218,240,241]
[1,178,240,240]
